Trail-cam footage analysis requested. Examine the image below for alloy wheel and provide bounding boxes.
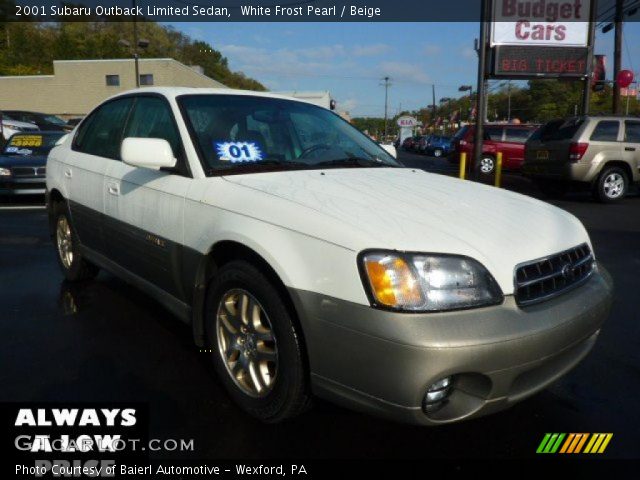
[216,289,278,398]
[603,173,625,199]
[480,157,494,174]
[56,215,74,269]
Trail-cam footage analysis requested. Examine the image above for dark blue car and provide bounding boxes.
[0,132,65,195]
[425,135,452,157]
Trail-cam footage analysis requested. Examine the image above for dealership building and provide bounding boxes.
[0,58,227,117]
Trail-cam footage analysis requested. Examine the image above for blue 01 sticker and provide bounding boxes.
[216,141,263,163]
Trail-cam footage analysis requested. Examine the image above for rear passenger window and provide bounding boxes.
[74,98,133,159]
[123,96,181,157]
[504,128,532,143]
[484,127,503,141]
[590,121,619,142]
[624,121,640,143]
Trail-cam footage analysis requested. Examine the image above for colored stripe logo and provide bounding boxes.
[537,433,613,454]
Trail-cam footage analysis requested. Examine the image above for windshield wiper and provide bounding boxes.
[314,157,395,168]
[207,159,309,176]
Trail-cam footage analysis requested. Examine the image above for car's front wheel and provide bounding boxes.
[53,203,99,282]
[433,148,443,157]
[205,261,310,422]
[594,166,628,203]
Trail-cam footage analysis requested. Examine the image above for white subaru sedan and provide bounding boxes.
[46,88,613,425]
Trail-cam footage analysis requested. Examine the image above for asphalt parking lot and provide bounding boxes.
[1,151,639,459]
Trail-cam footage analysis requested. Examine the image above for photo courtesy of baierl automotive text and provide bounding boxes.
[1,0,638,476]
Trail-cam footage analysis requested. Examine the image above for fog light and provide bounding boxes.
[423,376,453,414]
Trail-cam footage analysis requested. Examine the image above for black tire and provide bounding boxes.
[205,260,310,423]
[433,148,443,158]
[477,155,495,175]
[52,202,99,282]
[535,180,569,199]
[593,166,628,203]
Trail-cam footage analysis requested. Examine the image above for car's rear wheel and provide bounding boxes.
[433,148,443,157]
[53,203,99,282]
[205,261,310,422]
[594,167,628,203]
[478,155,495,175]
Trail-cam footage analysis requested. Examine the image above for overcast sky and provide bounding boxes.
[170,21,640,117]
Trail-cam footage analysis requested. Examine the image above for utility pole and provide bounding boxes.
[133,0,140,87]
[582,0,597,115]
[381,76,391,139]
[507,80,512,122]
[473,0,489,180]
[432,84,436,123]
[613,0,623,114]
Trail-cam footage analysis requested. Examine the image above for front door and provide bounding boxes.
[103,95,191,299]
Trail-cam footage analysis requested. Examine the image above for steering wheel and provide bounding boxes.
[299,144,332,159]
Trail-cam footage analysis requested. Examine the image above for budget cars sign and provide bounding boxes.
[491,0,590,47]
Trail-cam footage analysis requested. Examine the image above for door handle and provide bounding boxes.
[64,168,72,178]
[625,147,636,151]
[107,183,120,196]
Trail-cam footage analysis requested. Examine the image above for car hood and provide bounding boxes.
[220,168,590,294]
[0,154,47,166]
[1,119,38,129]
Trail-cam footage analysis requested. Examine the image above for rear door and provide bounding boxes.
[621,120,640,182]
[65,97,134,254]
[524,118,585,177]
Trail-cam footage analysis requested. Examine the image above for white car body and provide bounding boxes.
[45,88,612,425]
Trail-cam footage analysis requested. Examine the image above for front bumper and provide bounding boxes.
[290,265,613,425]
[0,178,46,195]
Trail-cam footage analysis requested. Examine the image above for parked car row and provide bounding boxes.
[0,131,66,195]
[1,110,80,143]
[401,134,452,157]
[446,116,640,203]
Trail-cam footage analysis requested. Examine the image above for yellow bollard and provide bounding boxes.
[459,152,467,180]
[494,152,503,188]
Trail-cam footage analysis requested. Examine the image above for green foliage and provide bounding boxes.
[0,20,266,91]
[353,79,640,136]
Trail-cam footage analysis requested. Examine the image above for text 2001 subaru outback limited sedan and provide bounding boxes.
[46,88,613,425]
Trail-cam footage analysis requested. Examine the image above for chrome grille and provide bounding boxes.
[11,166,44,177]
[515,244,594,307]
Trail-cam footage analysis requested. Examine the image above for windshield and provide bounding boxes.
[2,133,64,156]
[42,115,66,125]
[178,95,400,175]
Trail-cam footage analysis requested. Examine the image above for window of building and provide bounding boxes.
[105,75,120,87]
[139,74,154,86]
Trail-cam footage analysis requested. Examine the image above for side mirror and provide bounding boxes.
[121,137,176,169]
[380,143,397,159]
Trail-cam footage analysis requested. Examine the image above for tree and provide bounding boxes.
[0,20,266,91]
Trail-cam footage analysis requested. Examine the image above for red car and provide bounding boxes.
[450,124,538,174]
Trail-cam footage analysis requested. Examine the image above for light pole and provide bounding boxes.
[118,37,149,88]
[381,76,392,139]
[458,85,473,121]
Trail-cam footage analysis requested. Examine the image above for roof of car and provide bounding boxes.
[108,87,313,105]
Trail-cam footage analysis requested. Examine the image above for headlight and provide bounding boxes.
[360,252,503,312]
[0,168,11,176]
